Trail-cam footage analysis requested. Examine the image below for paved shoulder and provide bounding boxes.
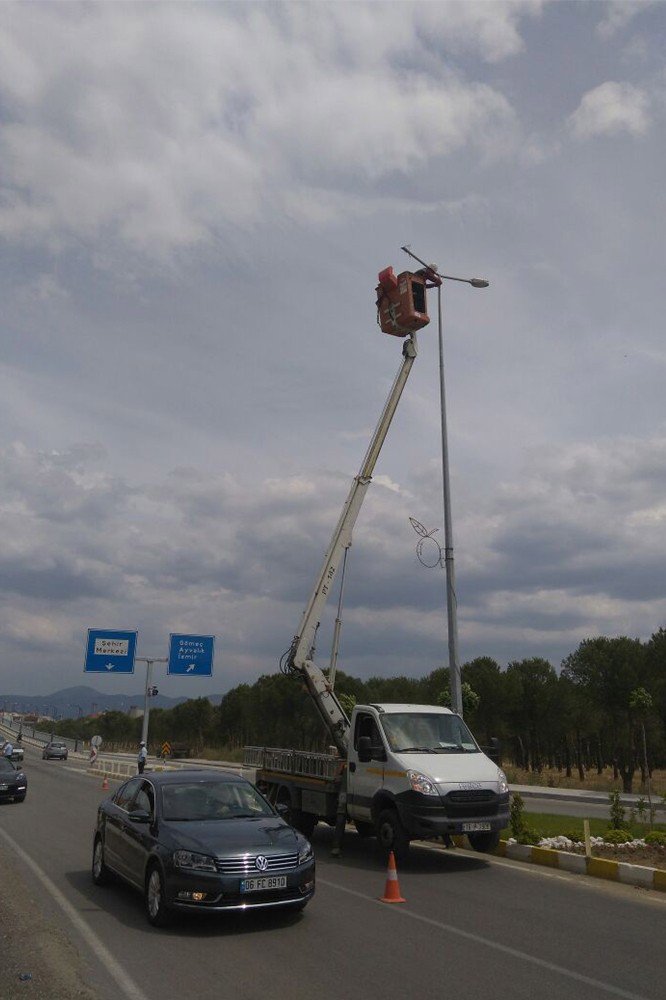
[0,838,102,1000]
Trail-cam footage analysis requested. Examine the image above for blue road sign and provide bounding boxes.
[85,629,137,674]
[168,634,215,676]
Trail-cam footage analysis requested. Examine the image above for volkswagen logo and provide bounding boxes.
[255,855,268,872]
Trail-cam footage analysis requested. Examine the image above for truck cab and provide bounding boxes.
[346,704,509,858]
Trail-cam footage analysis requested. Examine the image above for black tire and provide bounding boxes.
[376,809,410,862]
[92,836,112,885]
[145,864,170,927]
[293,811,317,838]
[354,820,375,838]
[467,831,500,853]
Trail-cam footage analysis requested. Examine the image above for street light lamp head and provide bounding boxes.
[469,278,489,288]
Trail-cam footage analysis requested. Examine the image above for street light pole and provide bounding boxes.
[437,280,462,716]
[401,247,489,717]
[136,656,167,746]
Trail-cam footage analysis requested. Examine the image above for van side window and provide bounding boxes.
[354,714,387,762]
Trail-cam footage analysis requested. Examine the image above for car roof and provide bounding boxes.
[138,769,250,786]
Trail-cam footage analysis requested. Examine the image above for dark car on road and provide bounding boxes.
[0,756,27,803]
[42,741,69,760]
[92,769,315,926]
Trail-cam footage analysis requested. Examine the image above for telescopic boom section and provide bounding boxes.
[286,334,419,754]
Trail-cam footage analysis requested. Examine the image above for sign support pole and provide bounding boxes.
[137,657,167,747]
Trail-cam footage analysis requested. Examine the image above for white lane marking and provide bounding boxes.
[0,826,150,1000]
[318,876,652,1000]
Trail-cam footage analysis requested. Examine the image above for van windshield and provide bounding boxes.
[380,713,479,754]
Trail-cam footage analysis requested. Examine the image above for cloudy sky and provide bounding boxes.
[1,1,665,701]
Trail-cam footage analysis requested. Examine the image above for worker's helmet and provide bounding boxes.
[139,741,146,746]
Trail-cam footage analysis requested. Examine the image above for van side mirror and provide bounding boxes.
[357,736,372,763]
[489,737,502,765]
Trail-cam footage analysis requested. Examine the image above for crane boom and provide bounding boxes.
[284,333,419,753]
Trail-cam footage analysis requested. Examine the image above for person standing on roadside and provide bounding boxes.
[137,741,148,774]
[3,740,14,760]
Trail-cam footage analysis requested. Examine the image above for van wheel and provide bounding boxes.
[376,809,409,862]
[467,831,500,853]
[145,865,170,927]
[293,811,317,838]
[354,820,375,838]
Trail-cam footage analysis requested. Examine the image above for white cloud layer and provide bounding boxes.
[0,3,536,256]
[568,81,651,138]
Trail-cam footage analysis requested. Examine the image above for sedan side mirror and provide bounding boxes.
[128,809,152,824]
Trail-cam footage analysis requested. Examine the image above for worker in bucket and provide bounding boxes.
[137,741,148,774]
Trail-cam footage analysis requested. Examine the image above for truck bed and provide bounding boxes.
[244,746,341,782]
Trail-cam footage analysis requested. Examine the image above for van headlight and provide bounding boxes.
[407,770,438,796]
[298,841,313,864]
[497,769,509,795]
[173,850,217,872]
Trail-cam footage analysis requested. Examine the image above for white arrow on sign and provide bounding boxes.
[186,664,195,673]
[105,663,115,670]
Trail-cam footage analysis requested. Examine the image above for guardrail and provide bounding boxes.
[0,717,82,752]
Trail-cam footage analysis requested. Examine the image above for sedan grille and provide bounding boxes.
[215,852,299,876]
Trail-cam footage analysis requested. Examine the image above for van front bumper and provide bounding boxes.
[395,790,510,839]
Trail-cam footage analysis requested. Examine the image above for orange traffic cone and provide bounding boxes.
[379,851,406,903]
[101,776,109,790]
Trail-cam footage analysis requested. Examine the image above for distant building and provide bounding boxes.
[128,706,144,720]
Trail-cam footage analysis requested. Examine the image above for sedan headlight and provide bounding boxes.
[497,769,509,795]
[407,770,438,796]
[172,850,217,872]
[298,841,313,865]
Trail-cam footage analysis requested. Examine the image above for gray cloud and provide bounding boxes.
[1,3,665,698]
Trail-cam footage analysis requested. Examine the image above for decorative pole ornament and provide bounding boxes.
[409,517,444,569]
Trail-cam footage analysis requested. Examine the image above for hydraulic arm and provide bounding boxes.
[282,333,419,754]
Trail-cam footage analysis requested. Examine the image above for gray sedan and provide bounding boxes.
[92,769,315,926]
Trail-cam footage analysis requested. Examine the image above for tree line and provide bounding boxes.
[52,627,666,794]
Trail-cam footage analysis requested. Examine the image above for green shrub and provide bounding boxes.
[561,830,583,843]
[608,789,626,830]
[516,826,541,846]
[603,829,632,844]
[644,831,666,846]
[510,792,526,838]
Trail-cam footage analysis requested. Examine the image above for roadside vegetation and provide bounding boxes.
[45,627,666,798]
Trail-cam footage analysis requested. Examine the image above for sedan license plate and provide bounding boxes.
[240,876,287,893]
[462,822,491,832]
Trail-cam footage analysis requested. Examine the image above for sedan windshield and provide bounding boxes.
[0,757,17,773]
[161,780,274,822]
[380,713,479,754]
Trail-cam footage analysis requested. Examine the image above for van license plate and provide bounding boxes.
[240,876,287,893]
[462,822,491,832]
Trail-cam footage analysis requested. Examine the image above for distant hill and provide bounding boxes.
[0,684,224,719]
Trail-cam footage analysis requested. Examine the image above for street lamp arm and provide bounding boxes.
[400,245,489,288]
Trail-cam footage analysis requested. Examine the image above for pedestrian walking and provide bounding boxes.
[137,741,148,774]
[3,740,14,760]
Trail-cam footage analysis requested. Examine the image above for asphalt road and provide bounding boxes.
[1,744,665,1000]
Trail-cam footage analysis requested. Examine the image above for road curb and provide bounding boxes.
[495,840,666,892]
